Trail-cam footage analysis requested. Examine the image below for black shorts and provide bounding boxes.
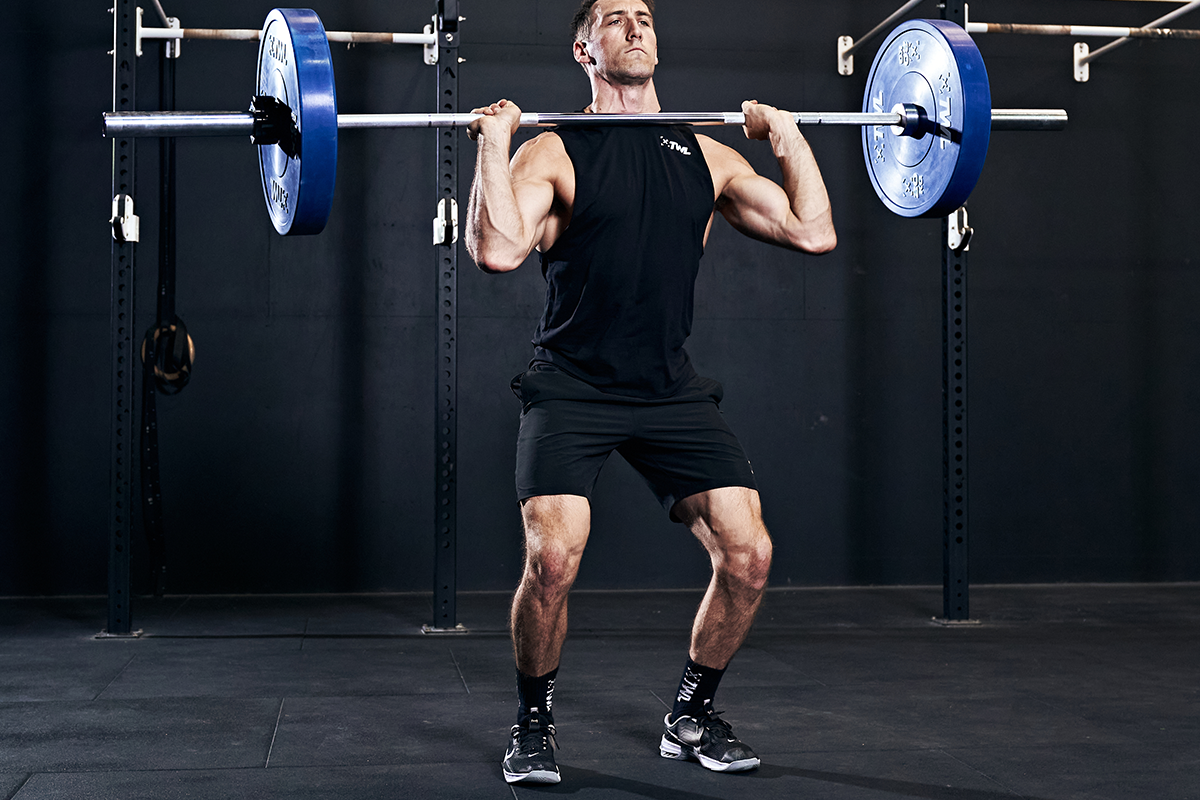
[512,365,757,521]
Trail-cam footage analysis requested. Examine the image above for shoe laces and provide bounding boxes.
[697,707,737,740]
[513,714,558,752]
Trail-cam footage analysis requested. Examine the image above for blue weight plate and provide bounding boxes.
[257,8,338,235]
[861,19,990,218]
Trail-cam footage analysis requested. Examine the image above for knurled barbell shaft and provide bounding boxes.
[102,108,1067,138]
[344,112,909,128]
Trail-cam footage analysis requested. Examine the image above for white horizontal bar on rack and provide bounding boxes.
[967,21,1200,38]
[1079,0,1200,63]
[138,26,437,45]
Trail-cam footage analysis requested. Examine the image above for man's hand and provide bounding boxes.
[467,99,524,141]
[740,99,793,142]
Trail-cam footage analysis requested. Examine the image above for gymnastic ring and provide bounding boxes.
[141,317,195,395]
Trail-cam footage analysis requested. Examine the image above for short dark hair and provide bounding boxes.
[571,0,655,42]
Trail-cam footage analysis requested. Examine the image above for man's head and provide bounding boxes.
[571,0,655,42]
[571,0,658,84]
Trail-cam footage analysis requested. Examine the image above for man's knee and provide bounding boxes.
[522,541,584,598]
[717,528,772,593]
[688,490,773,593]
[520,495,591,597]
[744,532,773,590]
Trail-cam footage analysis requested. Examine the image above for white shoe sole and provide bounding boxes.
[503,766,561,784]
[659,735,760,772]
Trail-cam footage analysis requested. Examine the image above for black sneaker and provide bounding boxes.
[660,705,760,772]
[502,711,560,784]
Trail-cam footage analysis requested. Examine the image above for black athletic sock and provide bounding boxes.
[516,667,558,726]
[671,657,726,721]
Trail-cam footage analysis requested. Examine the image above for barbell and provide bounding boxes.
[103,9,1067,235]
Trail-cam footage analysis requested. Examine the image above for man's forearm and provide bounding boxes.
[466,127,529,272]
[769,117,834,235]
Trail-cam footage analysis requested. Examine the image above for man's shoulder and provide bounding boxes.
[515,130,568,158]
[693,133,742,163]
[694,133,755,194]
[511,133,571,184]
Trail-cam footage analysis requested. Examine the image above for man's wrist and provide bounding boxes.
[768,111,805,151]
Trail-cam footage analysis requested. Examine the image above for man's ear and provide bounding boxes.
[573,39,593,65]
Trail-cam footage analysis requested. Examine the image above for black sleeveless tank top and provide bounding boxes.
[532,124,715,399]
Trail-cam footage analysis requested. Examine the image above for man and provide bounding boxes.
[465,0,836,785]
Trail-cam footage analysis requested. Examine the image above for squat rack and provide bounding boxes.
[103,0,465,636]
[840,0,1197,622]
[104,0,1063,634]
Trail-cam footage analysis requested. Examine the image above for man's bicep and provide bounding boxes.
[509,136,566,249]
[510,174,556,242]
[717,170,797,247]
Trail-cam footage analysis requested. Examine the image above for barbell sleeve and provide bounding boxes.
[102,108,1068,138]
[105,111,257,137]
[988,109,1070,131]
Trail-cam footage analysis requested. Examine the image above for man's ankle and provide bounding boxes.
[671,658,725,720]
[517,667,559,725]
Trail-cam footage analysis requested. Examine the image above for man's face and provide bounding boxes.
[575,0,658,84]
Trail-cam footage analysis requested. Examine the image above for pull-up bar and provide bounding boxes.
[131,6,445,64]
[967,22,1199,40]
[1073,0,1200,79]
[837,0,1200,81]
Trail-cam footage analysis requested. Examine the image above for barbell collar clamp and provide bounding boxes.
[250,95,300,158]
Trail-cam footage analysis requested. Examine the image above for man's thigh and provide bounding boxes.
[515,400,633,504]
[619,401,758,520]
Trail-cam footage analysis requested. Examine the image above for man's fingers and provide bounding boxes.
[741,99,787,141]
[467,100,521,140]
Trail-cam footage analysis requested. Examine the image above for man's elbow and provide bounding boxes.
[809,230,837,255]
[476,258,522,274]
[792,226,837,255]
[468,244,525,273]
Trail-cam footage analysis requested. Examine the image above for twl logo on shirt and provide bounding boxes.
[660,137,692,156]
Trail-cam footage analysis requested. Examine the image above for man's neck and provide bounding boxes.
[586,78,661,114]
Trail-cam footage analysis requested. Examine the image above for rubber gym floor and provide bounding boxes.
[1,583,1197,799]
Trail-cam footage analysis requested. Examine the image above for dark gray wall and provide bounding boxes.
[3,0,1197,595]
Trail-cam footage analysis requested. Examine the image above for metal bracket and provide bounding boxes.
[424,16,439,64]
[1073,42,1090,82]
[948,205,972,252]
[835,0,928,76]
[135,8,180,57]
[837,35,855,75]
[111,194,141,243]
[165,17,181,59]
[434,197,459,246]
